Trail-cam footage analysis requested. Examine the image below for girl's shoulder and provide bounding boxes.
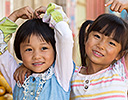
[74,66,81,73]
[115,56,125,67]
[113,56,128,79]
[124,51,128,71]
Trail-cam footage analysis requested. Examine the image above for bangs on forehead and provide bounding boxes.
[22,31,51,44]
[89,14,126,43]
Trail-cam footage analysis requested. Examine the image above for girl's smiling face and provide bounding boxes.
[20,35,55,73]
[85,31,121,67]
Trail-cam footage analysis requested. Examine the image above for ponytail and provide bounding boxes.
[79,20,93,66]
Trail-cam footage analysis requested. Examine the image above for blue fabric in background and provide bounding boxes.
[109,5,128,20]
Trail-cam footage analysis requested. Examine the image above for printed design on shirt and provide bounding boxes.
[0,29,8,54]
[43,3,69,28]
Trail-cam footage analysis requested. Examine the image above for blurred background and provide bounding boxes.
[0,0,128,66]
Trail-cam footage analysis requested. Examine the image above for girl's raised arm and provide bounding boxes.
[42,3,74,92]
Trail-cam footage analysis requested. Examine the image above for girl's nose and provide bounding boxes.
[97,41,105,50]
[33,51,41,60]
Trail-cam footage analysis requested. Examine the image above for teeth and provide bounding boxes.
[33,63,43,65]
[94,51,103,56]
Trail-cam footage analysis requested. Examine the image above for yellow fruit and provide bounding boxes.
[4,93,13,100]
[0,71,3,75]
[0,95,6,100]
[0,86,6,96]
[0,74,12,93]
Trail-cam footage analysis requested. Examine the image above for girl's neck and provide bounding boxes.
[89,62,110,74]
[80,62,110,75]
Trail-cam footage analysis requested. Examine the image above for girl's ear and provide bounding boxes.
[85,24,91,33]
[84,24,92,42]
[115,51,126,60]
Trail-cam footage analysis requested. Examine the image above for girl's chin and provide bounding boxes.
[32,68,49,73]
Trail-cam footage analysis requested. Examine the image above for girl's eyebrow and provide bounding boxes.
[108,37,118,43]
[21,44,31,48]
[108,34,116,40]
[21,42,49,47]
[40,42,49,45]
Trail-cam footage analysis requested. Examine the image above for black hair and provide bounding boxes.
[14,19,56,60]
[79,14,128,66]
[79,20,93,66]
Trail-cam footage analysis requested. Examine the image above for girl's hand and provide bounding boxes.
[43,3,69,28]
[13,64,32,85]
[34,6,47,18]
[8,6,34,22]
[105,0,128,13]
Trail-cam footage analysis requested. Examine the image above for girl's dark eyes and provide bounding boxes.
[109,42,116,46]
[41,47,48,50]
[25,48,32,51]
[94,35,100,39]
[25,47,48,52]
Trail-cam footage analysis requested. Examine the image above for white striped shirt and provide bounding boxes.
[70,57,128,100]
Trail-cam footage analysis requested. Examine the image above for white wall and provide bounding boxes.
[0,0,5,19]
